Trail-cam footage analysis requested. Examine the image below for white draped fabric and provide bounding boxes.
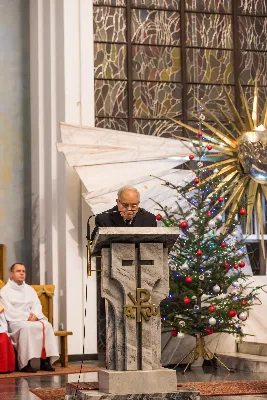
[0,312,8,334]
[57,123,192,214]
[0,280,59,369]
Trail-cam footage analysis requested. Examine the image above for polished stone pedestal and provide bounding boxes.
[65,386,200,400]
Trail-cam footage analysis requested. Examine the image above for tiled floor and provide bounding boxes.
[1,363,267,399]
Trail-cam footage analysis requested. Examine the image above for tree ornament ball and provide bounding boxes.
[209,317,216,326]
[207,144,213,151]
[224,262,230,270]
[213,284,221,293]
[238,311,248,321]
[241,300,247,305]
[239,208,247,216]
[171,329,178,337]
[183,297,191,305]
[197,131,203,137]
[234,263,239,269]
[180,221,188,229]
[208,305,216,312]
[221,241,227,248]
[206,328,213,335]
[228,309,237,318]
[156,214,162,221]
[196,249,203,256]
[189,154,195,160]
[208,220,216,228]
[239,261,245,268]
[218,196,224,203]
[206,211,211,217]
[194,177,200,184]
[185,276,193,283]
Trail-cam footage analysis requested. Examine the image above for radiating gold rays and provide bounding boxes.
[171,83,267,256]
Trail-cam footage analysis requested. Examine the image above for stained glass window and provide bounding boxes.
[93,0,267,135]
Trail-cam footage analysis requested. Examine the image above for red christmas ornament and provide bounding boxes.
[239,208,247,216]
[207,144,213,151]
[239,261,245,268]
[189,154,195,160]
[224,262,230,270]
[218,196,224,203]
[241,300,247,305]
[234,263,239,269]
[221,242,227,248]
[196,249,203,256]
[194,177,200,184]
[171,329,178,337]
[228,309,237,318]
[206,211,211,217]
[156,214,162,221]
[197,131,203,137]
[208,305,216,312]
[185,276,193,283]
[206,328,213,335]
[183,297,191,305]
[180,221,188,229]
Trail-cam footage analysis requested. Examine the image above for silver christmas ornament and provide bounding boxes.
[199,274,205,280]
[238,126,267,185]
[208,220,216,228]
[213,284,221,293]
[232,281,239,288]
[209,317,216,325]
[180,263,189,270]
[197,161,203,167]
[199,114,206,120]
[238,311,248,321]
[179,321,185,327]
[232,230,238,237]
[216,215,223,221]
[213,168,219,174]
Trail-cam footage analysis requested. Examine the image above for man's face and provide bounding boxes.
[116,190,140,220]
[10,264,26,285]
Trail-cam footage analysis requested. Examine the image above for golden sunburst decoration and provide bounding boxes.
[172,82,267,256]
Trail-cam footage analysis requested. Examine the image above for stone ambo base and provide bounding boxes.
[98,369,177,394]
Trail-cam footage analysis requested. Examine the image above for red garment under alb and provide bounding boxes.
[0,333,15,373]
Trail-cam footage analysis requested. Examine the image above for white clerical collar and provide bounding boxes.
[8,279,25,290]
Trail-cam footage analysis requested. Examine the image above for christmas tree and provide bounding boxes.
[155,132,265,352]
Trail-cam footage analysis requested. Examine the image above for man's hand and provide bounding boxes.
[28,312,38,321]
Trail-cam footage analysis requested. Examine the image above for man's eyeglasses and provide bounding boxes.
[118,200,139,210]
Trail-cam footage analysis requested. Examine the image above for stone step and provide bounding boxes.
[216,352,267,372]
[238,341,267,356]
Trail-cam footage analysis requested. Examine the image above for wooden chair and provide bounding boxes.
[0,280,73,367]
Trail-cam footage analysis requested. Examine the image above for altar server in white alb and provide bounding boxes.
[0,263,59,372]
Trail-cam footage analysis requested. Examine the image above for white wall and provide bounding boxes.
[30,0,96,355]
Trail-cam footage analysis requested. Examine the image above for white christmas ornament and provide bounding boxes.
[213,168,219,174]
[199,274,205,280]
[232,230,238,237]
[216,215,223,221]
[208,220,216,228]
[213,284,221,293]
[179,321,185,327]
[209,317,216,325]
[238,312,248,321]
[180,263,189,270]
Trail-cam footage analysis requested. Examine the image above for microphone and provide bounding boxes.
[86,210,122,241]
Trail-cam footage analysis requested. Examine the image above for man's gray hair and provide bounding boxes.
[117,186,140,201]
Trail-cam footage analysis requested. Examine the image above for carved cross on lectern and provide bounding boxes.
[100,242,169,372]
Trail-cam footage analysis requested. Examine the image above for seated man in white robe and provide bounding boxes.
[0,263,59,373]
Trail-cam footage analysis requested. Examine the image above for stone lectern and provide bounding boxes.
[66,228,200,400]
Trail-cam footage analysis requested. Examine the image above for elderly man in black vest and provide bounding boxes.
[91,186,157,240]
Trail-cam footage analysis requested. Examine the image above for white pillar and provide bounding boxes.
[30,0,96,355]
